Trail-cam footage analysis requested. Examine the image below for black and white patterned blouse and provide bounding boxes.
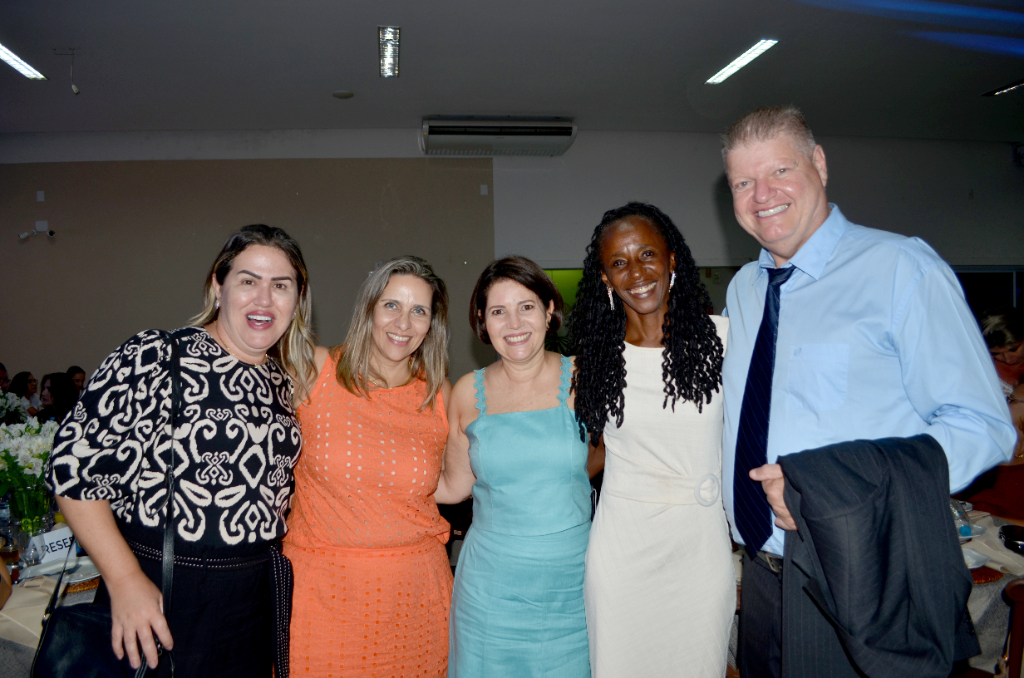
[47,327,302,549]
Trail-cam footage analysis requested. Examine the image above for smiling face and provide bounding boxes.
[600,217,676,319]
[726,133,831,267]
[370,274,434,372]
[211,244,299,364]
[483,279,554,363]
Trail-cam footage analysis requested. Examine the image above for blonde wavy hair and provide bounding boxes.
[190,224,317,404]
[334,256,449,411]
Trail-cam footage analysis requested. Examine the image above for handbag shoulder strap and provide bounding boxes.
[155,330,181,614]
[38,535,78,622]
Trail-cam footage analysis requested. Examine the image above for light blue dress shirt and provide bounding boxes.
[722,205,1015,556]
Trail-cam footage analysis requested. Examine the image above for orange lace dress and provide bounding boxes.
[284,354,452,678]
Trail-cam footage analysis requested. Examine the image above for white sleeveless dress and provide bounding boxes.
[584,315,735,678]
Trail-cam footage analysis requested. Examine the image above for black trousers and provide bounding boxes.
[95,548,273,678]
[738,549,784,678]
[739,549,873,678]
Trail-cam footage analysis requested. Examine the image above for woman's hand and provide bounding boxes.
[55,495,174,669]
[107,569,173,669]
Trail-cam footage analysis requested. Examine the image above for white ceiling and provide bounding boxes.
[0,0,1021,142]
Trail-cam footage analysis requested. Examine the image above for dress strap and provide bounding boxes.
[472,367,487,415]
[557,355,572,406]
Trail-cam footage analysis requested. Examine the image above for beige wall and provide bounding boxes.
[0,158,495,385]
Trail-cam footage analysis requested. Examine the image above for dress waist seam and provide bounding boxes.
[283,535,447,558]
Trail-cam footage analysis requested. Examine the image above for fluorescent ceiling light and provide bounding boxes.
[982,78,1023,96]
[0,42,47,79]
[379,26,400,78]
[706,39,778,84]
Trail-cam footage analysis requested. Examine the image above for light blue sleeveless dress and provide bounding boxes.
[449,356,592,678]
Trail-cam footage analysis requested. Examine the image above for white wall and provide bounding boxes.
[493,131,1024,268]
[0,129,424,163]
[5,127,1023,271]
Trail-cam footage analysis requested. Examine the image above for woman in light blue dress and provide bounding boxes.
[435,256,596,678]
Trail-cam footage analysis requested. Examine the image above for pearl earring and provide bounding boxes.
[607,286,615,311]
[670,272,676,288]
[215,299,220,309]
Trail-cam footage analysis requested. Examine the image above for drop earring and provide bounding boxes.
[607,286,615,311]
[670,272,676,288]
[215,299,220,309]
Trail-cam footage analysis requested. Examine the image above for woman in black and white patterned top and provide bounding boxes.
[47,225,316,678]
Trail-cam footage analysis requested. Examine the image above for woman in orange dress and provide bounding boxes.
[284,256,453,677]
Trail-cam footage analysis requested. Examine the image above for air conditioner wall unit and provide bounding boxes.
[419,118,577,156]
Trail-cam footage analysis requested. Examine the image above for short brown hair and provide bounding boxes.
[469,256,563,345]
[722,105,816,162]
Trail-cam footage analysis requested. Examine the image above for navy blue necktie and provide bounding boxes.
[734,266,795,553]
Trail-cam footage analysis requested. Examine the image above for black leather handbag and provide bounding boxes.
[31,331,181,678]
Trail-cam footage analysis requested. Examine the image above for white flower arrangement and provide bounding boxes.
[0,417,59,531]
[0,392,26,426]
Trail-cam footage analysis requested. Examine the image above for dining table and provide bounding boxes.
[0,571,98,677]
[4,515,1024,677]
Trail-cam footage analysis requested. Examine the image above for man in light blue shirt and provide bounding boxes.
[720,106,1015,677]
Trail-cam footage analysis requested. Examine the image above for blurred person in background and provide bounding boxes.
[36,372,79,424]
[9,371,40,416]
[67,365,87,399]
[0,362,9,393]
[956,309,1024,521]
[981,308,1024,397]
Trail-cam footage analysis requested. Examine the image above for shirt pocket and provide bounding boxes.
[785,343,849,411]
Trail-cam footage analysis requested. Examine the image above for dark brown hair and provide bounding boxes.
[469,256,563,345]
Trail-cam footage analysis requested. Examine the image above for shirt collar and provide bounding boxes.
[757,203,848,281]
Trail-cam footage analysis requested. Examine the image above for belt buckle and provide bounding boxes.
[758,550,784,574]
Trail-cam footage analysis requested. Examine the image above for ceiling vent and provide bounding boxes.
[419,118,577,156]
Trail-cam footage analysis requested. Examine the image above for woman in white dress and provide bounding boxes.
[571,202,734,677]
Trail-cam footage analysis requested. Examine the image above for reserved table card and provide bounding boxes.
[30,525,74,565]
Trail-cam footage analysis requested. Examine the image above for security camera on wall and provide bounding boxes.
[18,222,55,240]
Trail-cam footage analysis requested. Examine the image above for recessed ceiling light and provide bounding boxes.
[706,39,778,84]
[379,26,400,78]
[983,78,1024,96]
[332,90,354,99]
[0,42,47,79]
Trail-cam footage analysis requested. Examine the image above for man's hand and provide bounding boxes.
[749,463,797,531]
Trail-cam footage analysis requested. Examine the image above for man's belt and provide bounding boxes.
[756,550,784,574]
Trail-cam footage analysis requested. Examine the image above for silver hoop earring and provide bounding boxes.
[670,272,676,288]
[607,286,615,311]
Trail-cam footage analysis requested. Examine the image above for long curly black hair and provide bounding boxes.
[570,202,724,444]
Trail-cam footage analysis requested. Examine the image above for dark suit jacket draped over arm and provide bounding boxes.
[778,435,978,678]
